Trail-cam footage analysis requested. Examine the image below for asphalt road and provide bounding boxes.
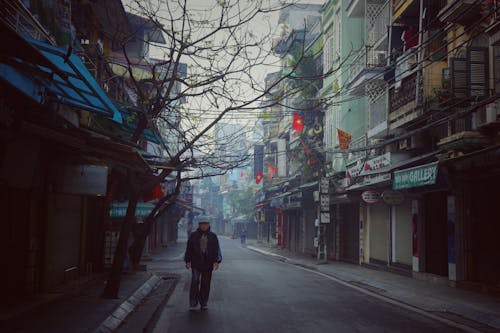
[151,237,462,333]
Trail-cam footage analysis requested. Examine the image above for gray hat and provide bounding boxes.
[197,215,210,224]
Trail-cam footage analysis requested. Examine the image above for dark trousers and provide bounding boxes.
[190,268,212,306]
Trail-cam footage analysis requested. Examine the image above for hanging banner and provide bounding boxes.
[337,128,352,150]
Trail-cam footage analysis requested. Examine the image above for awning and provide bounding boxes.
[118,105,163,144]
[0,22,122,123]
[255,200,269,209]
[442,144,500,171]
[392,0,414,22]
[299,181,318,189]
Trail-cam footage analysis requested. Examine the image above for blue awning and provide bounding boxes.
[0,25,122,123]
[118,105,163,144]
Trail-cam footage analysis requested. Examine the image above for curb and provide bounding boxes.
[245,245,485,333]
[94,274,162,333]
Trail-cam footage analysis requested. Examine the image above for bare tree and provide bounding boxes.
[99,0,331,298]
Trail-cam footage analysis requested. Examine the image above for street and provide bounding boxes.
[150,237,462,333]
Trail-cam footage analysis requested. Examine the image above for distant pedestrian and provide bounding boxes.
[184,216,222,311]
[240,229,247,244]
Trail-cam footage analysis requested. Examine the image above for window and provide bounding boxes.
[323,33,333,73]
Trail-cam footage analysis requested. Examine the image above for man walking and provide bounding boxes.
[184,216,222,311]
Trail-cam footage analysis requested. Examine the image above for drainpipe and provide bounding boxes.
[415,0,424,106]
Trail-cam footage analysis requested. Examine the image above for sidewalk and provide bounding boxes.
[0,244,185,333]
[246,241,500,332]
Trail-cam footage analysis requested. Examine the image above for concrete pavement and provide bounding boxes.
[0,243,184,333]
[246,241,500,332]
[151,237,465,333]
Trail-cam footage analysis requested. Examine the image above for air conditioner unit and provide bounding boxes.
[398,137,412,150]
[476,103,498,127]
[484,103,498,124]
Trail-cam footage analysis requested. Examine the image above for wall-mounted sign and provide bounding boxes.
[346,153,392,188]
[320,178,330,194]
[382,190,405,205]
[320,212,330,224]
[393,162,438,190]
[110,201,155,219]
[361,191,380,204]
[56,165,108,196]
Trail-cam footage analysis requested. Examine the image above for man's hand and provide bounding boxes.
[185,262,191,270]
[213,262,219,271]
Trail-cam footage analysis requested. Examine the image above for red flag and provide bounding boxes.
[255,169,263,184]
[292,113,304,132]
[145,184,164,201]
[337,128,352,150]
[267,162,277,179]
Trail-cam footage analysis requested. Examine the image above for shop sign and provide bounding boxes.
[393,162,438,190]
[346,153,391,188]
[110,201,155,218]
[56,165,108,196]
[285,201,301,209]
[382,190,405,205]
[361,191,380,204]
[320,178,330,194]
[320,212,330,224]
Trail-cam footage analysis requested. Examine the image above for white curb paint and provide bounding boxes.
[94,274,162,333]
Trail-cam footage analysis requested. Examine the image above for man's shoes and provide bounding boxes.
[189,305,198,311]
[200,304,208,311]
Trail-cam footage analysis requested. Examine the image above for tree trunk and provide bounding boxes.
[129,214,154,269]
[129,200,174,268]
[101,177,139,299]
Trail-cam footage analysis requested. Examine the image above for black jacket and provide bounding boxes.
[184,228,222,271]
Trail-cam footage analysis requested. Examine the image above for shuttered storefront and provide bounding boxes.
[369,202,389,264]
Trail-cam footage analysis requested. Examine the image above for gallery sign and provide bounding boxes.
[393,162,438,190]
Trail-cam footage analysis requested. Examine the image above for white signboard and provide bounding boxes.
[320,212,330,224]
[56,165,108,196]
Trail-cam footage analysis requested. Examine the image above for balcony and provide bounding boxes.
[347,135,368,164]
[389,71,423,129]
[438,0,482,25]
[346,46,386,95]
[436,114,489,151]
[368,91,388,138]
[0,0,55,45]
[367,0,390,50]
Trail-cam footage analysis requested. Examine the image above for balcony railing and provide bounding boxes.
[348,46,386,85]
[0,0,55,45]
[369,92,387,130]
[367,1,390,46]
[434,113,489,150]
[438,0,482,25]
[347,135,367,163]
